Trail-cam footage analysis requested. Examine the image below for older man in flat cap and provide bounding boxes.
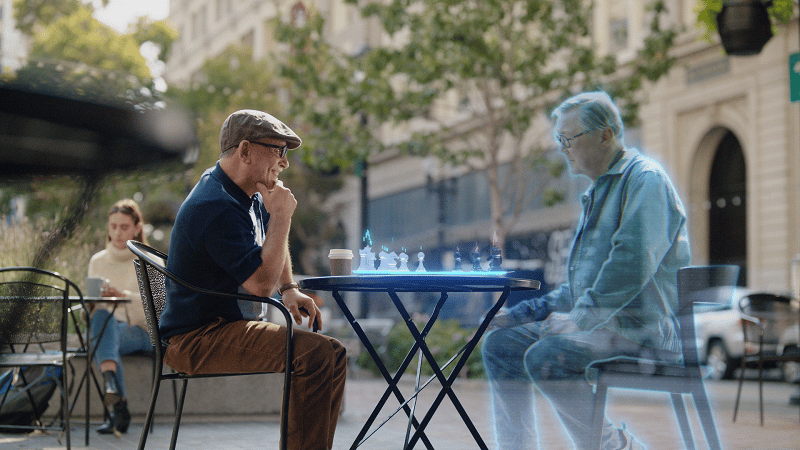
[160,110,346,450]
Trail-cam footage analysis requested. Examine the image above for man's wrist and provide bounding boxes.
[277,282,299,296]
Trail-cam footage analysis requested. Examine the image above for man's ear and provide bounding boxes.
[238,140,251,160]
[601,127,614,143]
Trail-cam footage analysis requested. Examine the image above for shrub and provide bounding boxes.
[357,317,485,379]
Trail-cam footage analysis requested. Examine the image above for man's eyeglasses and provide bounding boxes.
[249,141,289,158]
[555,130,591,149]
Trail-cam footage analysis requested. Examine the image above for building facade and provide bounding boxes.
[165,0,800,297]
[0,0,27,72]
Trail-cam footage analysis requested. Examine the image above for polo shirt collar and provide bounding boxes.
[210,162,252,210]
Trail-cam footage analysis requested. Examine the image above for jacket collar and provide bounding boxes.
[604,147,638,176]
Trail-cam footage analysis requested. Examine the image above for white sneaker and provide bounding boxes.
[617,423,646,450]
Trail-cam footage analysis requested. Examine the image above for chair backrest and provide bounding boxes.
[129,243,169,350]
[677,265,740,367]
[0,267,79,347]
[738,293,795,345]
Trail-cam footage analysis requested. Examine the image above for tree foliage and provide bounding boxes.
[31,8,152,81]
[12,0,99,35]
[10,0,176,107]
[275,0,677,247]
[272,12,385,173]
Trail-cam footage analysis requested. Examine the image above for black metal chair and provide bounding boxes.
[733,292,800,425]
[127,240,295,450]
[589,265,740,450]
[0,267,81,449]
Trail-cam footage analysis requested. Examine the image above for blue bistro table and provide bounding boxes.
[299,274,540,450]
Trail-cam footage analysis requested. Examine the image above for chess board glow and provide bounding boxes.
[353,270,508,276]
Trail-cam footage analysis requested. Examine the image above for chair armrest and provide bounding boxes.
[740,313,762,328]
[127,239,316,331]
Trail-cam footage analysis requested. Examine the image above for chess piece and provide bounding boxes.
[471,245,481,271]
[388,251,399,270]
[398,252,409,271]
[378,251,393,271]
[453,247,462,271]
[416,251,427,272]
[358,245,375,271]
[489,245,502,271]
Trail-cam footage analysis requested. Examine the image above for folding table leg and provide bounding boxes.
[400,287,512,450]
[330,290,435,450]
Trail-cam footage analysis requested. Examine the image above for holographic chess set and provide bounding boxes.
[353,242,506,276]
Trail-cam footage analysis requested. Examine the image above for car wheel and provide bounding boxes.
[781,347,800,383]
[707,341,734,380]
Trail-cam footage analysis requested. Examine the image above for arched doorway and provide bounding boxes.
[708,130,747,285]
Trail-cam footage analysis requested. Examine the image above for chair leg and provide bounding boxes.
[149,355,155,434]
[169,379,188,450]
[691,384,722,450]
[83,361,89,446]
[591,384,608,450]
[138,375,162,450]
[669,393,695,450]
[62,365,72,450]
[733,357,747,422]
[758,354,764,426]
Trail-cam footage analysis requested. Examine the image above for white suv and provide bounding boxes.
[694,289,799,381]
[777,321,800,383]
[693,288,752,380]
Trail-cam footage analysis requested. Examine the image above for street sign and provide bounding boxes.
[790,52,800,102]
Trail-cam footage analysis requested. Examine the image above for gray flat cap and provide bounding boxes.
[219,109,301,152]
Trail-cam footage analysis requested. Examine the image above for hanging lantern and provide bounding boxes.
[716,0,773,56]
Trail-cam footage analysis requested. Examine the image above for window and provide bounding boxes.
[609,18,628,52]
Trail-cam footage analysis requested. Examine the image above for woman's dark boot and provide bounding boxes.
[96,415,115,435]
[97,400,131,434]
[97,370,129,434]
[102,370,122,406]
[112,400,131,433]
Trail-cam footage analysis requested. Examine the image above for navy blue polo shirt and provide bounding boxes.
[160,163,269,340]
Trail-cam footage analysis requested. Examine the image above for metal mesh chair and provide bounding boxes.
[733,292,800,425]
[0,267,81,449]
[127,240,295,450]
[589,265,740,450]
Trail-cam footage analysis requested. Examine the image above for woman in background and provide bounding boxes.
[87,199,152,434]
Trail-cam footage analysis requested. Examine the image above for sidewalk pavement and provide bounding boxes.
[2,371,798,450]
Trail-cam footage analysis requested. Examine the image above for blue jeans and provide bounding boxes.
[90,309,153,399]
[482,323,649,450]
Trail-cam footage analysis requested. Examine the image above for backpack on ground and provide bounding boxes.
[0,365,61,432]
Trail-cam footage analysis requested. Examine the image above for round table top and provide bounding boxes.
[70,296,130,303]
[299,273,540,293]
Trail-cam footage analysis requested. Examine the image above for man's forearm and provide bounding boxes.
[244,216,291,296]
[277,244,295,289]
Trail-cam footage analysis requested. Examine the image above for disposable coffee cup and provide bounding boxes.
[85,277,107,298]
[328,249,353,276]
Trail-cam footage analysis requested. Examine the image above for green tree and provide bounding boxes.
[274,0,677,249]
[4,0,183,264]
[12,0,96,35]
[11,1,176,106]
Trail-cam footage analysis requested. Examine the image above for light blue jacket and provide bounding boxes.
[511,148,691,353]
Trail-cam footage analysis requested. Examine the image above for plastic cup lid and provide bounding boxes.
[329,249,353,258]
